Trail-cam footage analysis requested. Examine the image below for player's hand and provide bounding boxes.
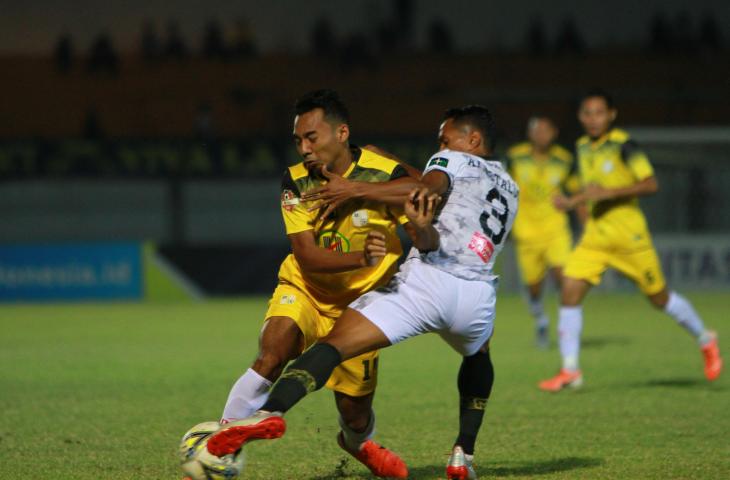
[584,183,613,201]
[303,165,353,223]
[405,187,440,229]
[363,231,387,267]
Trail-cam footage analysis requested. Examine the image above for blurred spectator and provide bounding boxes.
[141,21,160,63]
[698,12,722,53]
[164,21,189,61]
[426,19,453,54]
[202,19,227,60]
[526,16,548,57]
[339,34,375,71]
[393,0,414,49]
[87,32,118,74]
[649,12,673,53]
[554,17,584,55]
[311,17,336,58]
[194,102,215,140]
[673,11,696,54]
[231,17,256,59]
[83,108,103,139]
[54,33,74,73]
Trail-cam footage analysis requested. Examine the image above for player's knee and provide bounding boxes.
[458,349,494,399]
[336,393,373,432]
[252,350,291,381]
[647,289,669,310]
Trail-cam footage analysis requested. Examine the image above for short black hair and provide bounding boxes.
[294,89,350,125]
[580,88,615,109]
[444,105,497,151]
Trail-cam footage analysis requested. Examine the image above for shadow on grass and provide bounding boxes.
[307,456,603,479]
[581,335,631,349]
[629,377,726,390]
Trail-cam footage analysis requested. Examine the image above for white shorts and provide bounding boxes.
[349,259,496,356]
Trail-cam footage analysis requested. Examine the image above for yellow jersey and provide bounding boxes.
[507,142,578,242]
[575,128,655,250]
[277,146,409,317]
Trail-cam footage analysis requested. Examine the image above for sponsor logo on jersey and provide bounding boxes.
[468,231,495,263]
[351,209,369,227]
[602,160,614,173]
[317,230,351,252]
[428,157,449,168]
[281,189,299,211]
[280,294,296,304]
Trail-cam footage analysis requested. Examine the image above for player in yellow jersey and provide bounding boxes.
[507,116,579,347]
[214,90,416,477]
[539,89,723,391]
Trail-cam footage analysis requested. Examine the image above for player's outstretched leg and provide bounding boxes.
[656,290,723,381]
[539,305,583,392]
[206,411,286,457]
[208,342,344,457]
[336,397,408,478]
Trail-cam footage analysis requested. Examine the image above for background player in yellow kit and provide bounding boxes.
[216,89,416,477]
[507,116,578,347]
[539,89,723,391]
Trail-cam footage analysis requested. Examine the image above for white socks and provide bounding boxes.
[558,306,583,371]
[664,291,709,345]
[529,297,549,329]
[221,368,273,422]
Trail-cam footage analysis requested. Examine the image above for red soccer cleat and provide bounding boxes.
[337,432,408,478]
[446,445,476,480]
[701,332,723,381]
[206,412,286,457]
[538,369,583,392]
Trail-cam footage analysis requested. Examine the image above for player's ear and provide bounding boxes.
[336,123,350,143]
[469,130,482,150]
[609,108,617,123]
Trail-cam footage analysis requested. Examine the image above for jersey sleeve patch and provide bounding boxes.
[620,140,654,181]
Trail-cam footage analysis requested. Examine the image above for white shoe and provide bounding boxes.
[446,445,477,480]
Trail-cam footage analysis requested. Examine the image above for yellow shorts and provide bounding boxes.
[265,283,378,397]
[515,230,572,285]
[563,243,666,295]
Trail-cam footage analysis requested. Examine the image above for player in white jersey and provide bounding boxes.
[206,106,519,480]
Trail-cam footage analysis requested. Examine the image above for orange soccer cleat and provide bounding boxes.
[206,412,286,457]
[701,332,723,381]
[337,432,408,478]
[538,369,583,392]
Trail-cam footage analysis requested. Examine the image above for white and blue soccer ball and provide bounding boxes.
[179,421,246,480]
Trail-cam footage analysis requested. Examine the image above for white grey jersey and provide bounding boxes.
[409,149,519,282]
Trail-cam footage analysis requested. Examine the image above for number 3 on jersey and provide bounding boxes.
[479,188,510,245]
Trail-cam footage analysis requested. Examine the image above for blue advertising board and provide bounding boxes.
[0,243,143,301]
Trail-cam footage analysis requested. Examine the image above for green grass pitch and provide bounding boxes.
[1,293,728,479]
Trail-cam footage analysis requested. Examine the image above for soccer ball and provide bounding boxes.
[179,421,246,480]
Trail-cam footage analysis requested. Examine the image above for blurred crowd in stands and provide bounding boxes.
[52,8,725,75]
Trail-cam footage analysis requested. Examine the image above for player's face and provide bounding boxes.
[293,108,348,176]
[578,97,616,139]
[438,118,473,154]
[527,118,557,151]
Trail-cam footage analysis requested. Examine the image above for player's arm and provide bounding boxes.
[363,144,422,179]
[302,164,421,222]
[289,230,376,273]
[402,187,441,252]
